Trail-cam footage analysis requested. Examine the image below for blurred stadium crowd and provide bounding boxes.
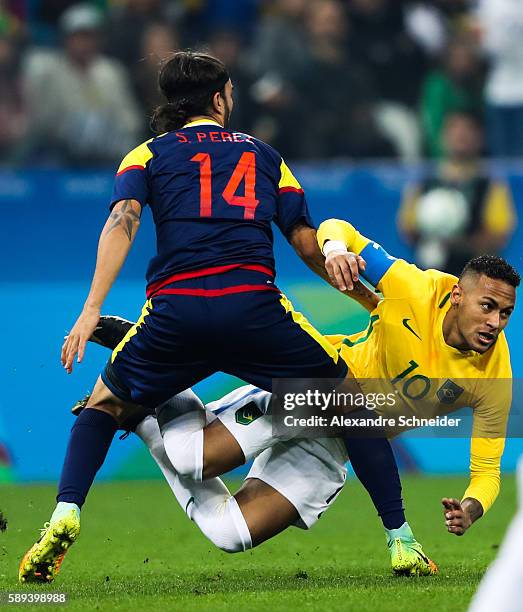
[1,0,523,167]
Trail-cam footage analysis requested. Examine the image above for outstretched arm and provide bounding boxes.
[61,198,141,373]
[288,223,379,313]
[442,437,505,535]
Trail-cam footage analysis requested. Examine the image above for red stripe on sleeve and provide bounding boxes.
[279,186,304,195]
[116,165,145,177]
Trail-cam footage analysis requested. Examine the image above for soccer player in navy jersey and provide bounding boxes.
[20,52,405,582]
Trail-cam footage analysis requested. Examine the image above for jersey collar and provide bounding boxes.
[182,119,223,128]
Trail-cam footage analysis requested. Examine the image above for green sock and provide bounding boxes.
[50,502,80,524]
[385,521,414,546]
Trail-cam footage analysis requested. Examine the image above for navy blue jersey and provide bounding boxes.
[111,120,314,294]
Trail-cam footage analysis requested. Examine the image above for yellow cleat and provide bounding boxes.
[389,537,438,576]
[19,510,80,583]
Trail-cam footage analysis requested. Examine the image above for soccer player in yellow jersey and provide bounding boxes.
[64,220,518,560]
[57,219,519,577]
[317,217,519,534]
[21,218,518,582]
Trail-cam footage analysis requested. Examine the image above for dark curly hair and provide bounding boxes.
[150,51,230,133]
[460,255,520,288]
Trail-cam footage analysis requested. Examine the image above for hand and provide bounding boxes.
[61,305,101,374]
[441,498,472,536]
[325,250,366,291]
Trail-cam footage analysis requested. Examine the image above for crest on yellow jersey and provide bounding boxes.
[436,379,464,405]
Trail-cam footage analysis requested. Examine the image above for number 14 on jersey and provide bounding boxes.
[191,152,260,220]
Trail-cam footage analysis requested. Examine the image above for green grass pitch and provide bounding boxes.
[0,475,517,611]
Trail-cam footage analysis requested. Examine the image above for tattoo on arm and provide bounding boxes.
[105,200,141,241]
[462,498,484,524]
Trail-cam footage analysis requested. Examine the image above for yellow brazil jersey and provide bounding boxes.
[318,219,513,513]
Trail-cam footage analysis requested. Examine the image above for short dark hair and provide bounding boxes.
[151,51,230,133]
[460,254,521,287]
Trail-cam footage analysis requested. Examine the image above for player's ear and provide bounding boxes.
[450,283,462,307]
[211,90,223,114]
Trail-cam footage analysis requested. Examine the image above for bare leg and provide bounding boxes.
[234,478,299,546]
[202,420,245,479]
[85,376,140,426]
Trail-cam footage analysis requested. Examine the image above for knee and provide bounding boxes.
[163,431,202,481]
[193,498,252,554]
[200,516,248,554]
[216,538,244,554]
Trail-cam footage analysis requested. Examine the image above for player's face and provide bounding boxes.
[454,275,516,354]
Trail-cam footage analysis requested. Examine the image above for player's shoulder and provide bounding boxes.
[245,136,304,188]
[233,132,290,183]
[243,133,283,165]
[421,267,457,286]
[426,269,458,305]
[250,135,281,157]
[116,136,161,174]
[383,260,457,301]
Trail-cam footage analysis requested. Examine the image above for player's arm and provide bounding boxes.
[317,218,439,298]
[442,439,504,536]
[275,162,378,312]
[442,377,511,536]
[62,199,141,373]
[288,223,379,313]
[62,140,152,373]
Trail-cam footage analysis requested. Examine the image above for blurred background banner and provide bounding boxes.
[1,0,522,481]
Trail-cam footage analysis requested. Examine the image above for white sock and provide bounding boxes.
[50,502,80,523]
[136,416,252,553]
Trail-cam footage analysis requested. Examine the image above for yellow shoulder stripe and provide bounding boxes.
[279,160,303,191]
[117,139,154,175]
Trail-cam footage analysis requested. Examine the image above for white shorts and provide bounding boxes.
[208,384,349,529]
[247,437,348,529]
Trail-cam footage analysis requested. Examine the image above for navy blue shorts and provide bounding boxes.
[101,270,347,408]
